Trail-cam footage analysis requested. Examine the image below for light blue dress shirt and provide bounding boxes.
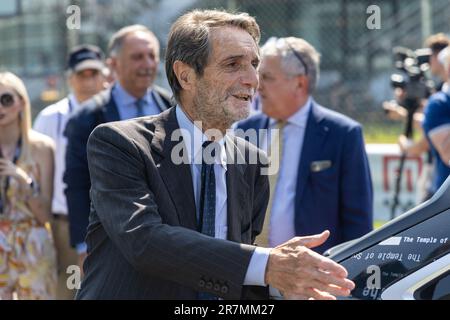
[112,82,162,120]
[263,97,312,247]
[175,106,271,287]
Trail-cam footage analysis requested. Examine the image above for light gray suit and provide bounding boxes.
[76,107,269,299]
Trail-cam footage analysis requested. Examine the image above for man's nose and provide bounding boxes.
[143,56,157,69]
[241,67,259,89]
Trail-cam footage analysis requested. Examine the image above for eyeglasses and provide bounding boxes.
[0,93,15,108]
[284,40,308,76]
[266,37,309,76]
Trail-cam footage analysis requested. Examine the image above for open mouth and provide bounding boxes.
[0,114,5,120]
[232,93,251,102]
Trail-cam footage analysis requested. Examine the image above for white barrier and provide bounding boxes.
[366,144,427,226]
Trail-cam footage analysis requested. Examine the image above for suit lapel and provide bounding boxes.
[225,136,249,242]
[150,108,197,230]
[104,88,120,122]
[295,102,329,204]
[151,89,168,112]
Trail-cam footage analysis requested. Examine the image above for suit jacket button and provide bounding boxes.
[206,281,213,290]
[221,285,228,294]
[214,283,220,291]
[198,280,205,288]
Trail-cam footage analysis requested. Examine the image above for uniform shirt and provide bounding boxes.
[33,94,80,215]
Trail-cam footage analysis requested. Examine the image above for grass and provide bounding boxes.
[373,220,387,229]
[362,122,404,144]
[363,122,426,143]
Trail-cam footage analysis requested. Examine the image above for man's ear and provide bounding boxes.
[173,60,196,92]
[296,75,309,94]
[108,56,118,72]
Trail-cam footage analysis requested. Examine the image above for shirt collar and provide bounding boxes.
[269,96,312,128]
[68,94,81,111]
[113,82,152,106]
[175,105,227,170]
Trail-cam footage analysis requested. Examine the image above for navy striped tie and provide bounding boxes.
[197,141,218,300]
[199,141,216,237]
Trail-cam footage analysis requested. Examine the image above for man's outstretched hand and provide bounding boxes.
[265,230,355,300]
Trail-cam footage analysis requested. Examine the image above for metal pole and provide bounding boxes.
[66,0,80,50]
[227,0,237,12]
[390,98,419,219]
[341,0,349,80]
[17,0,26,74]
[421,0,432,43]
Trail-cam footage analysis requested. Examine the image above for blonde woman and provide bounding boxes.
[0,72,57,299]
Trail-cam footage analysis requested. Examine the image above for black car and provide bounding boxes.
[326,176,450,300]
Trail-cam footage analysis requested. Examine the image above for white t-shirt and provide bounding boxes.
[33,95,80,215]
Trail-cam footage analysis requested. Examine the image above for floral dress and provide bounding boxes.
[0,161,57,300]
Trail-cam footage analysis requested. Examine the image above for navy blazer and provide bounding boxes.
[237,101,373,253]
[63,85,173,247]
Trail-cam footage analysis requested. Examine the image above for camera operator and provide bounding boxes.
[426,33,449,91]
[423,47,450,194]
[383,33,449,201]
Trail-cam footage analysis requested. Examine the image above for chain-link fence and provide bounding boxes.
[1,0,450,138]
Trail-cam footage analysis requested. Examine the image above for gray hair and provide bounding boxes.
[261,37,321,93]
[165,9,261,103]
[107,24,159,57]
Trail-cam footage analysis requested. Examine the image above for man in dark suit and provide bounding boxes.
[64,25,173,271]
[237,37,373,254]
[76,10,355,300]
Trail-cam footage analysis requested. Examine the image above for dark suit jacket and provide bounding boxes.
[237,101,373,253]
[63,84,173,247]
[76,107,270,299]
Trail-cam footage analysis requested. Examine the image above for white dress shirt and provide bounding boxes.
[33,94,81,215]
[175,106,270,287]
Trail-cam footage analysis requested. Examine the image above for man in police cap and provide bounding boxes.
[33,44,107,299]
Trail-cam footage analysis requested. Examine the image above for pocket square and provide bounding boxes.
[310,160,332,172]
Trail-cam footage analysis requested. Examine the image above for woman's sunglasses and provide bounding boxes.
[0,93,15,108]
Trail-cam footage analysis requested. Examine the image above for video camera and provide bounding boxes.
[390,46,434,110]
[387,47,435,219]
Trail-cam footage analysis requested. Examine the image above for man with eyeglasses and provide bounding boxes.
[237,37,373,255]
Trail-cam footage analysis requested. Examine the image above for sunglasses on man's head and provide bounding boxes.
[0,93,15,108]
[267,37,309,76]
